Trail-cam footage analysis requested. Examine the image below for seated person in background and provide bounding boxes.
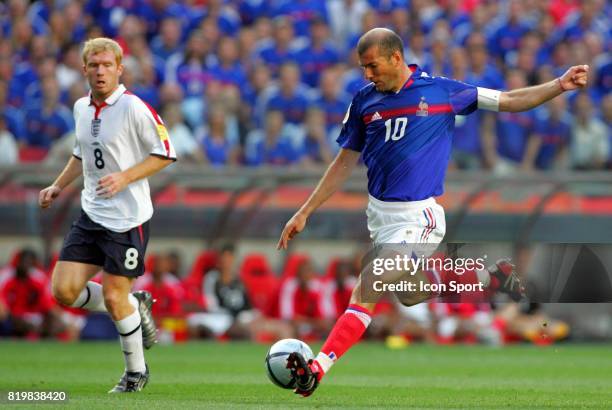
[322,259,357,318]
[134,253,184,320]
[279,259,333,339]
[187,244,292,340]
[301,107,334,166]
[430,303,500,345]
[570,92,609,170]
[0,249,61,338]
[244,110,303,166]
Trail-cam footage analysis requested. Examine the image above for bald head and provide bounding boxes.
[357,28,404,59]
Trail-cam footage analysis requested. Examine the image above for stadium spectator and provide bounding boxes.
[83,0,142,38]
[203,0,241,37]
[198,104,239,167]
[186,244,292,340]
[593,56,611,102]
[0,116,18,165]
[0,248,60,338]
[242,64,272,129]
[56,43,85,93]
[9,17,34,64]
[404,30,428,68]
[165,29,215,99]
[388,6,411,44]
[244,110,302,166]
[489,0,530,62]
[293,17,341,88]
[602,94,612,128]
[271,0,329,38]
[315,68,352,132]
[326,0,370,49]
[265,62,312,125]
[301,108,334,166]
[561,0,609,43]
[430,303,500,345]
[493,69,536,173]
[453,3,492,46]
[161,103,204,163]
[279,258,333,338]
[0,80,24,140]
[322,259,357,318]
[132,58,161,110]
[134,253,184,319]
[570,92,609,170]
[210,36,247,88]
[253,16,298,78]
[150,17,184,61]
[23,76,73,154]
[523,95,572,170]
[48,2,87,48]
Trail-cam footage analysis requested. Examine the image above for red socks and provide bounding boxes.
[316,304,372,375]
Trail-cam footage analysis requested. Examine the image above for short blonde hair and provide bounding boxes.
[81,37,123,65]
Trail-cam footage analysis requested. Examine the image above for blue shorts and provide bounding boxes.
[59,210,150,278]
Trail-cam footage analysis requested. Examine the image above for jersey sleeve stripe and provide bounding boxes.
[363,104,452,124]
[131,93,172,157]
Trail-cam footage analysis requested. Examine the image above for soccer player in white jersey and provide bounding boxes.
[38,38,176,393]
[277,28,589,397]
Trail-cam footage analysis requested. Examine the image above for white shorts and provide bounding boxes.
[366,195,446,246]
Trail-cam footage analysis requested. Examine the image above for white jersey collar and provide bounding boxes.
[89,84,126,106]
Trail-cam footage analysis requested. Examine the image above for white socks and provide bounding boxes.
[71,282,139,313]
[71,282,106,312]
[315,352,335,374]
[114,309,146,373]
[73,282,145,373]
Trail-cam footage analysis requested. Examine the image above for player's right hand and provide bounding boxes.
[277,212,307,250]
[39,185,61,209]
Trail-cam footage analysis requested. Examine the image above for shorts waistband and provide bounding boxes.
[368,195,436,211]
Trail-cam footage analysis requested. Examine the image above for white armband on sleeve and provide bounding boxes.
[477,87,501,112]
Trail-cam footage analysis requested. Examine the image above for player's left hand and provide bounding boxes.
[559,65,589,91]
[97,172,129,198]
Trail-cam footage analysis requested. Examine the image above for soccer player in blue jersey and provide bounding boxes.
[277,28,589,397]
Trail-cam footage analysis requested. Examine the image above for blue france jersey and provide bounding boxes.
[337,65,478,201]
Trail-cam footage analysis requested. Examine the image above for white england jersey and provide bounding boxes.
[73,84,176,232]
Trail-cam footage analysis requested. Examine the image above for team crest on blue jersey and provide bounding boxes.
[416,97,429,117]
[91,119,101,137]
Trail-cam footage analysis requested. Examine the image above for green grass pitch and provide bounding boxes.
[1,341,611,409]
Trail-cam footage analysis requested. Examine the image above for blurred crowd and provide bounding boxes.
[0,246,569,346]
[0,0,609,171]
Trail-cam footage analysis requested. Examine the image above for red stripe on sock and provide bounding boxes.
[347,304,372,315]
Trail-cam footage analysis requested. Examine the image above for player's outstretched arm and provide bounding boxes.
[96,155,173,199]
[39,156,83,209]
[499,65,589,112]
[277,148,361,250]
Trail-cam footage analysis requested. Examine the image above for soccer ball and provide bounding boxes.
[265,338,314,389]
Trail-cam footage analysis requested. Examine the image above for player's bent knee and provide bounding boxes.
[51,283,80,306]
